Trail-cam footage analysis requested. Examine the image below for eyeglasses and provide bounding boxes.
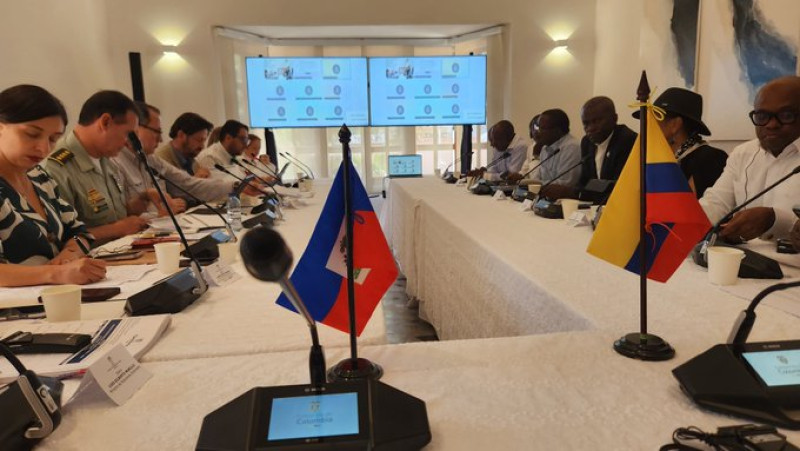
[141,124,163,135]
[749,109,798,126]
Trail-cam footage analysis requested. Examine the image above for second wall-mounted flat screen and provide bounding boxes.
[246,57,369,128]
[368,55,487,127]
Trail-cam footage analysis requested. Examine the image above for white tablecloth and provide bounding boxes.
[41,326,800,450]
[383,177,800,341]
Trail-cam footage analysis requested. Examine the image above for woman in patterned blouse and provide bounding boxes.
[0,84,106,286]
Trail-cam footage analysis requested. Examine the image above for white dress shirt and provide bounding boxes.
[534,133,582,187]
[700,137,800,240]
[487,134,528,176]
[594,133,612,179]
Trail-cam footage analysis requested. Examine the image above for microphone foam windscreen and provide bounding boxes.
[240,227,293,282]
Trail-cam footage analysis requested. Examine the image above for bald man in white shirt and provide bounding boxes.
[700,76,800,242]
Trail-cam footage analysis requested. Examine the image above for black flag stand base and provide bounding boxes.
[328,358,384,382]
[613,332,675,361]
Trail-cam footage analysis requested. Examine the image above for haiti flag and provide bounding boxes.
[277,160,398,335]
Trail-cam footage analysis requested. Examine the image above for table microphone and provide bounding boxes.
[513,148,560,185]
[153,173,236,242]
[128,132,208,296]
[242,158,279,180]
[240,227,326,387]
[229,158,276,187]
[536,152,592,200]
[281,151,315,179]
[700,164,800,253]
[214,164,284,220]
[728,279,800,345]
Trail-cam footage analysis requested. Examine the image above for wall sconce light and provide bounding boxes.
[162,45,179,56]
[553,40,568,51]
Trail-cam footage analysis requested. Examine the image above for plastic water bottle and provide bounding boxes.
[226,193,242,231]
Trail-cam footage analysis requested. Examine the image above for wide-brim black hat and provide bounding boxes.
[632,87,711,136]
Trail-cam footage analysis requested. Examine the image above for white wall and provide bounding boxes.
[0,0,116,124]
[0,0,598,141]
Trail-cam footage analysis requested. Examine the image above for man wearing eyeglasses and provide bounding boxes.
[700,76,800,242]
[195,119,250,177]
[113,103,252,217]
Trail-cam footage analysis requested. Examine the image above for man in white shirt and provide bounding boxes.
[700,76,800,241]
[195,120,249,175]
[535,109,583,194]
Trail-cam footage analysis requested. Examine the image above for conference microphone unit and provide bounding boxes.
[197,228,432,451]
[214,164,283,223]
[278,152,311,181]
[443,150,474,183]
[124,132,209,316]
[691,164,800,279]
[469,152,511,195]
[153,173,239,263]
[672,278,800,430]
[532,153,592,219]
[282,151,315,179]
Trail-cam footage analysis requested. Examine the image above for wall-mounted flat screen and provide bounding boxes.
[368,55,487,127]
[246,57,369,128]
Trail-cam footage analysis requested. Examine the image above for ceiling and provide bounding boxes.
[231,25,495,40]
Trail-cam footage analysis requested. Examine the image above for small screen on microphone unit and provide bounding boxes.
[267,392,359,441]
[742,349,800,387]
[387,155,423,178]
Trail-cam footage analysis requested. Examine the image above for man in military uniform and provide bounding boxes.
[43,91,147,243]
[115,102,242,215]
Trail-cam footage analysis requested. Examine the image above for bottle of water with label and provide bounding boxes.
[226,193,242,232]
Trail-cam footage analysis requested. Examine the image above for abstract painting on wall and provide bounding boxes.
[640,0,700,91]
[698,0,799,140]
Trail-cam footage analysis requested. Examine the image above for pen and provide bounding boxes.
[74,236,91,256]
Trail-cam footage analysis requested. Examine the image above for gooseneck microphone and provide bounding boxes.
[240,227,326,387]
[128,132,208,295]
[242,158,279,180]
[214,163,284,220]
[728,279,800,345]
[703,164,800,250]
[483,151,510,172]
[153,173,237,242]
[229,158,275,187]
[513,148,561,185]
[281,151,315,179]
[537,152,592,198]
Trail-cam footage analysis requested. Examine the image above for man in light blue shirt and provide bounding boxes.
[536,109,583,195]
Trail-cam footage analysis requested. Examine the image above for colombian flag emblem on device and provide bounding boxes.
[587,108,711,282]
[277,161,398,335]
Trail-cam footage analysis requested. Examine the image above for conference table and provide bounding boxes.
[14,176,800,449]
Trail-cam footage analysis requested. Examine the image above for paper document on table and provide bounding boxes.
[0,265,158,305]
[148,216,198,233]
[0,315,170,383]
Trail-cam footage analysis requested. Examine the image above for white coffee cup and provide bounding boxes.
[217,242,238,265]
[41,285,81,322]
[560,199,580,220]
[453,170,461,179]
[299,179,314,192]
[527,184,542,195]
[434,168,442,178]
[707,246,745,285]
[154,242,181,274]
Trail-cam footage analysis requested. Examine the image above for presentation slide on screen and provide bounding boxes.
[743,349,800,387]
[246,57,369,128]
[368,56,486,126]
[268,393,360,441]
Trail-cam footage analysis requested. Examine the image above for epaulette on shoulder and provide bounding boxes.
[48,148,74,166]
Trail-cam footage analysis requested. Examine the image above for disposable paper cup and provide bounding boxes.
[41,285,81,322]
[453,170,461,179]
[434,169,442,178]
[707,246,745,285]
[561,199,580,220]
[299,179,314,192]
[154,242,181,274]
[217,242,238,265]
[527,184,541,195]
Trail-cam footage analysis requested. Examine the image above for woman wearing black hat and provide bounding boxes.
[648,87,728,198]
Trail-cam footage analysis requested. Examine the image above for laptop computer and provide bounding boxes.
[387,155,423,178]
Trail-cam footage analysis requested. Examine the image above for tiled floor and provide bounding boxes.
[381,276,439,344]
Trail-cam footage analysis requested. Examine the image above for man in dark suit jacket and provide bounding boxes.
[543,96,637,202]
